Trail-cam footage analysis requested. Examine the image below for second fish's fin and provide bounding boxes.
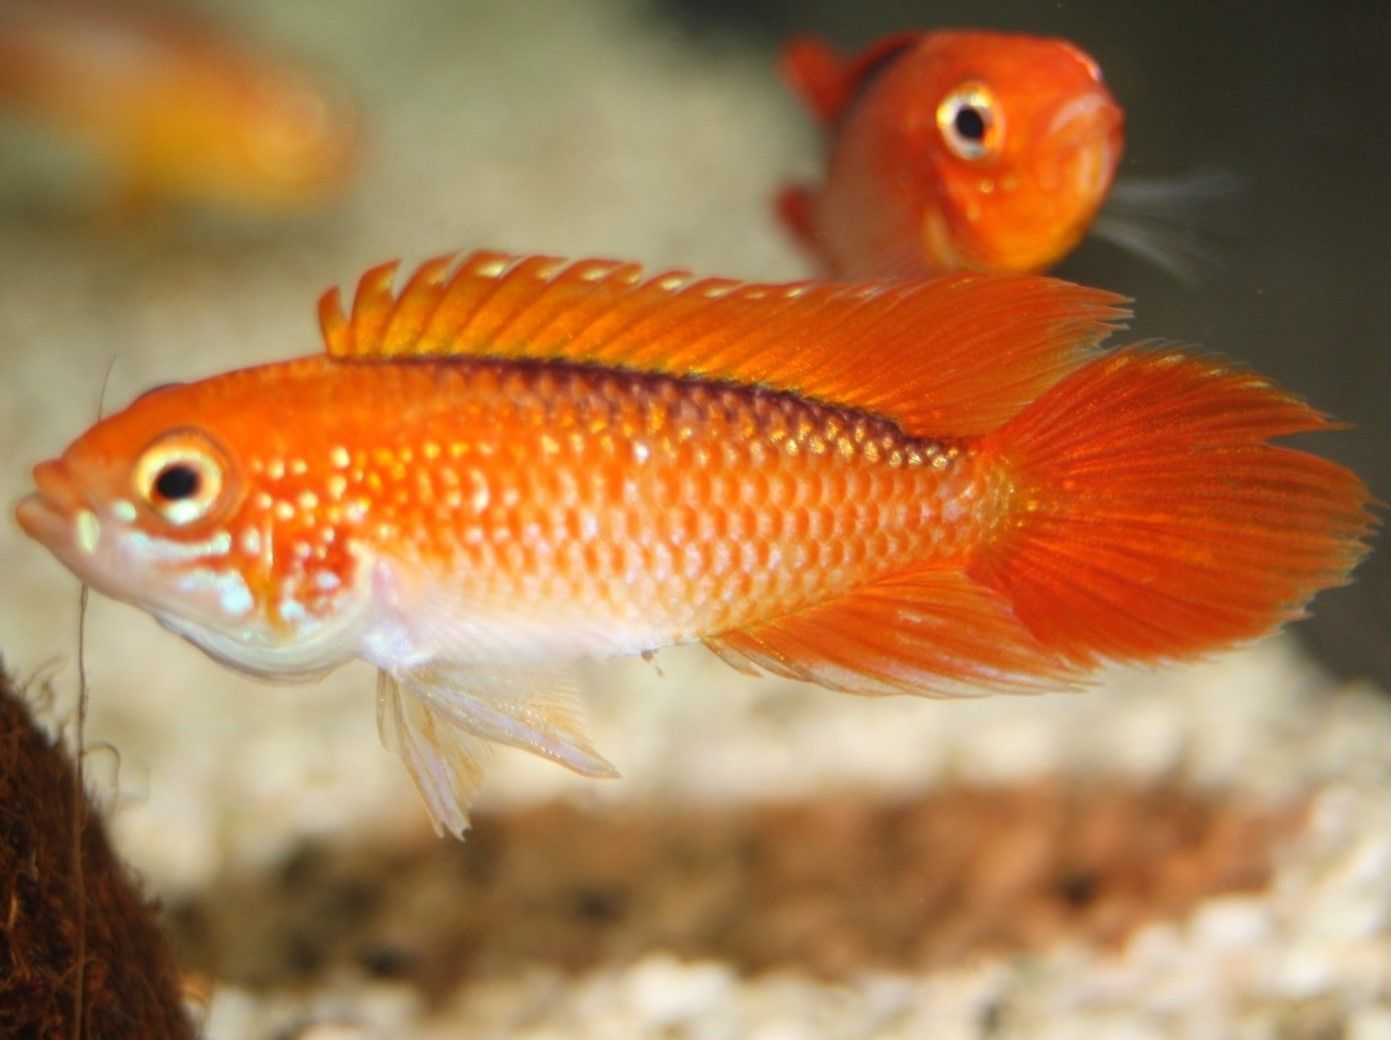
[780,34,918,125]
[378,663,618,838]
[774,182,823,259]
[780,37,851,125]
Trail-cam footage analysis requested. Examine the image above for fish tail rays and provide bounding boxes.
[974,347,1375,664]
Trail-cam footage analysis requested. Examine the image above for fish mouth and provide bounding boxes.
[1045,92,1124,185]
[1047,91,1120,141]
[15,459,85,547]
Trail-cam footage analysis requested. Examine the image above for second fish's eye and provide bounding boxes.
[937,83,1000,160]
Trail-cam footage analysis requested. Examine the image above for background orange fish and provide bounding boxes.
[778,30,1124,276]
[0,0,360,213]
[16,252,1372,837]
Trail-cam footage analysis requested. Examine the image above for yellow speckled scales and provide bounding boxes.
[317,251,1128,437]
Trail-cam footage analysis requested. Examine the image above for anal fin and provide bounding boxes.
[377,663,618,838]
[706,568,1076,698]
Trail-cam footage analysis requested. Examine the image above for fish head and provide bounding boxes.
[16,366,377,680]
[885,32,1124,273]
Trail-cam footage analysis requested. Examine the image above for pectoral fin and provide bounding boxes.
[774,183,826,264]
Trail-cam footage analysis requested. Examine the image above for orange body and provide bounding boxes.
[17,252,1372,836]
[779,31,1124,276]
[0,0,358,211]
[31,355,993,658]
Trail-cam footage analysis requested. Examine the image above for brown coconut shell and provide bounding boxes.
[0,666,193,1039]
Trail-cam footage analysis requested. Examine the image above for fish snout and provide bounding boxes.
[33,457,88,509]
[1040,90,1123,200]
[16,458,85,545]
[1046,89,1123,155]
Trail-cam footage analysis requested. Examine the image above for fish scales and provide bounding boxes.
[190,356,989,653]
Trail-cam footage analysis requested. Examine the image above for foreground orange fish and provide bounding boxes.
[17,252,1371,836]
[779,31,1124,276]
[0,0,359,212]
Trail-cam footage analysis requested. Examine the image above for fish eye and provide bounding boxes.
[937,83,1001,161]
[155,464,201,502]
[133,431,228,527]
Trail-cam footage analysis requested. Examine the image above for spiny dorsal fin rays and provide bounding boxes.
[382,254,457,353]
[317,250,1130,438]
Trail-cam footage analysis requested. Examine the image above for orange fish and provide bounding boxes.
[16,252,1371,836]
[778,31,1124,276]
[0,0,359,212]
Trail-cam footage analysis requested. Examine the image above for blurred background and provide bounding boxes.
[0,0,1387,1036]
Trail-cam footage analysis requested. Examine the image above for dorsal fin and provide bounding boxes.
[779,36,852,125]
[780,33,920,125]
[318,251,1128,437]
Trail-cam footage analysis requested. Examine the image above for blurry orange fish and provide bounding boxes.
[0,0,359,212]
[16,252,1372,836]
[778,31,1124,276]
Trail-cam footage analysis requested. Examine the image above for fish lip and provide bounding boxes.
[1045,93,1123,173]
[32,457,81,505]
[1045,91,1122,143]
[1040,91,1123,200]
[15,458,86,544]
[15,490,66,545]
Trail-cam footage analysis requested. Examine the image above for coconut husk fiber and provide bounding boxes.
[0,665,193,1040]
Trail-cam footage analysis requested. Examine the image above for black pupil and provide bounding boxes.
[154,464,200,501]
[954,105,987,141]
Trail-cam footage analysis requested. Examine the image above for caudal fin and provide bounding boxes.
[973,349,1375,665]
